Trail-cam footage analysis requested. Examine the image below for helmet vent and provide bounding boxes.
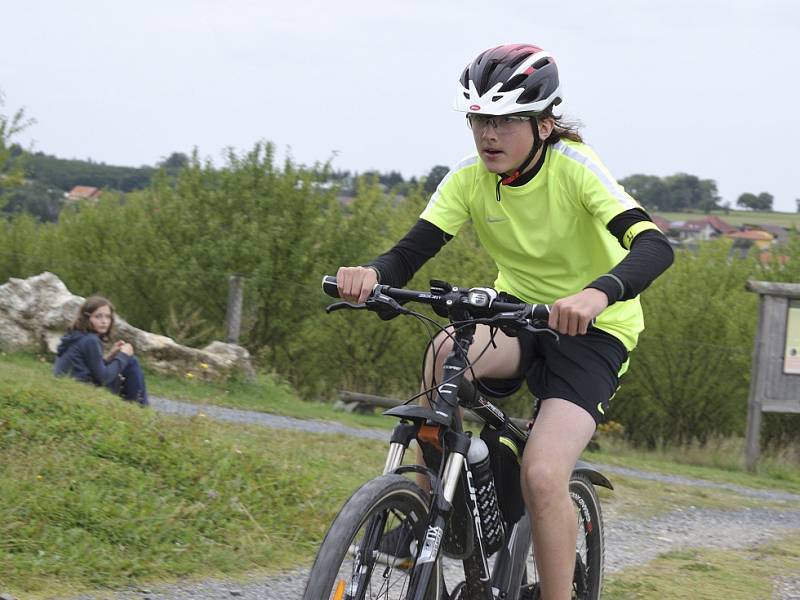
[532,57,550,69]
[499,74,527,93]
[507,53,529,70]
[519,85,542,104]
[478,60,501,93]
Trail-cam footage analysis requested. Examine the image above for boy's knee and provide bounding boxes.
[424,331,454,372]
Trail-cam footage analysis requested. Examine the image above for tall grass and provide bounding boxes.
[591,429,800,492]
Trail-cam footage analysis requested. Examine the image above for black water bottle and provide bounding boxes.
[467,437,505,555]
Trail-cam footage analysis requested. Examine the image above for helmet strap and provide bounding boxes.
[495,118,542,202]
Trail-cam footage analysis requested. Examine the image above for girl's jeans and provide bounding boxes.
[109,356,149,406]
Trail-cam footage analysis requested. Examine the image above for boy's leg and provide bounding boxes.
[520,398,596,600]
[421,323,523,395]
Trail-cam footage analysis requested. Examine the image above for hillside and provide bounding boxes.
[0,357,385,598]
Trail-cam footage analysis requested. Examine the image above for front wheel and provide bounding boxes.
[302,474,444,600]
[514,472,605,600]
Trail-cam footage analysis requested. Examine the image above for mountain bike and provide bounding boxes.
[302,276,613,600]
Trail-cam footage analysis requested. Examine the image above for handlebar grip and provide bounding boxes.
[530,303,551,322]
[321,275,340,298]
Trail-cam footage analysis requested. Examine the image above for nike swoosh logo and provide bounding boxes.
[486,216,509,223]
[597,402,605,416]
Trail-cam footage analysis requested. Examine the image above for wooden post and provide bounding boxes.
[745,295,767,471]
[225,275,244,344]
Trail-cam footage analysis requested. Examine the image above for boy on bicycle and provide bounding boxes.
[336,43,673,600]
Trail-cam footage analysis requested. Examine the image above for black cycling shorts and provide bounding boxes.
[476,325,629,424]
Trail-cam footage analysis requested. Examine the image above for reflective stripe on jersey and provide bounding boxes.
[551,141,638,214]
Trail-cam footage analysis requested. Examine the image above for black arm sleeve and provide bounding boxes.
[366,219,452,287]
[585,209,675,304]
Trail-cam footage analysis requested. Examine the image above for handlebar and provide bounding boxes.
[321,275,552,325]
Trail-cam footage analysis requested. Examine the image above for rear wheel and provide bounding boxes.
[302,474,443,600]
[516,473,604,600]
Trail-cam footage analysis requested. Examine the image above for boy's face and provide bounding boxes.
[469,114,552,174]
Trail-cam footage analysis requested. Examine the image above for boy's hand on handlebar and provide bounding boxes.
[336,266,378,304]
[549,288,608,336]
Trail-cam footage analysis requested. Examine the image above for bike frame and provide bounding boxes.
[376,301,534,599]
[321,276,613,599]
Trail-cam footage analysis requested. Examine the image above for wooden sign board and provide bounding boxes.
[745,280,800,469]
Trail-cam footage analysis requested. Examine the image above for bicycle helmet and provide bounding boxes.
[454,43,562,115]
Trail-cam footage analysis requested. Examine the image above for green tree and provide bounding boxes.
[0,93,33,193]
[1,181,63,222]
[423,165,450,194]
[756,192,774,211]
[619,174,669,210]
[158,152,189,169]
[737,192,758,210]
[737,191,773,211]
[663,173,720,212]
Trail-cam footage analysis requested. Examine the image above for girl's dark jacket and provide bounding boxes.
[53,330,130,386]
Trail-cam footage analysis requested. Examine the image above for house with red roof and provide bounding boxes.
[66,186,102,204]
[669,216,737,241]
[726,229,775,250]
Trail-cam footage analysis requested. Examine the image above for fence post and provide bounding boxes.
[225,275,244,344]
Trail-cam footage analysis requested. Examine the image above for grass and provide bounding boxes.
[0,356,387,598]
[585,436,800,496]
[604,534,800,599]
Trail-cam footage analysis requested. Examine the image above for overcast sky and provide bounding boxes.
[2,0,799,211]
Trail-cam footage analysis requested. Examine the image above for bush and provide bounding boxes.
[612,240,758,446]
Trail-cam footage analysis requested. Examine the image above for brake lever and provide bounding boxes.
[367,293,410,321]
[523,321,560,341]
[325,294,409,320]
[325,301,369,313]
[477,312,561,342]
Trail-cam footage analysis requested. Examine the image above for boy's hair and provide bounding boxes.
[540,104,584,145]
[71,295,115,341]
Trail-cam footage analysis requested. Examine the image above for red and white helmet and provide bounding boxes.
[454,43,562,115]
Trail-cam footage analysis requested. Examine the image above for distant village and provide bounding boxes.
[651,214,792,263]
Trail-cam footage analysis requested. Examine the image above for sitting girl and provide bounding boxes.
[54,295,149,406]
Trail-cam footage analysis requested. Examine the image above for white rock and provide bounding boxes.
[0,272,254,381]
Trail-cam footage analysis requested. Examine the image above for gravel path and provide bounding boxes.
[53,396,800,600]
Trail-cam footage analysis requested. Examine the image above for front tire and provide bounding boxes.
[302,474,443,600]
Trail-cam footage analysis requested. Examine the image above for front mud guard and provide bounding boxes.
[573,459,613,490]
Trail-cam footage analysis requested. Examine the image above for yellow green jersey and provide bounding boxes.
[420,139,650,350]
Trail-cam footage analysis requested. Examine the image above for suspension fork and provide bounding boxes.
[407,428,472,600]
